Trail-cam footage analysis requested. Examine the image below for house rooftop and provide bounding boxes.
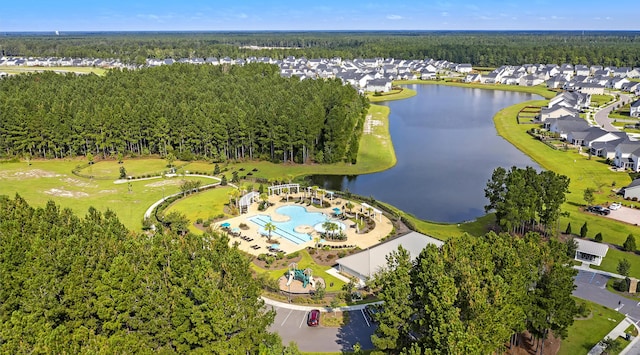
[575,238,609,257]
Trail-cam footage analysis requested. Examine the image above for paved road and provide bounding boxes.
[574,270,640,354]
[594,93,633,132]
[268,304,376,352]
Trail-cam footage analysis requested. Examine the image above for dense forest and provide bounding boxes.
[1,31,639,67]
[0,195,298,354]
[371,232,578,354]
[0,63,368,163]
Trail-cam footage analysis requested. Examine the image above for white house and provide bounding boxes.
[574,238,608,266]
[456,63,473,73]
[614,142,640,171]
[631,100,640,118]
[539,106,579,122]
[621,179,640,200]
[365,78,392,93]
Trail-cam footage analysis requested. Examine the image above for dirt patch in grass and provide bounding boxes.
[0,169,63,179]
[61,177,97,188]
[98,189,118,194]
[308,247,360,266]
[505,331,561,355]
[44,188,89,198]
[252,254,303,269]
[145,180,181,187]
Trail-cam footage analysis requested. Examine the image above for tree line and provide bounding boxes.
[371,231,578,355]
[0,63,368,163]
[0,194,299,354]
[1,31,639,67]
[484,166,570,235]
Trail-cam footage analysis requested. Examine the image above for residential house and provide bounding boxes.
[575,65,590,76]
[465,73,482,83]
[365,78,392,93]
[456,63,473,73]
[621,179,640,200]
[519,74,544,87]
[614,142,640,171]
[590,138,627,159]
[539,105,579,122]
[631,100,640,118]
[576,82,605,95]
[574,239,608,266]
[545,116,590,140]
[420,70,437,80]
[627,68,640,78]
[607,77,630,90]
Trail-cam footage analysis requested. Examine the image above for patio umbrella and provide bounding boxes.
[232,227,240,232]
[220,222,231,228]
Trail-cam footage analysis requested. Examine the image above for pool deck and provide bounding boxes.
[215,193,394,256]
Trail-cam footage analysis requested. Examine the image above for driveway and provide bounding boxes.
[268,305,376,352]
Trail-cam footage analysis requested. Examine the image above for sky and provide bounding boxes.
[1,0,638,32]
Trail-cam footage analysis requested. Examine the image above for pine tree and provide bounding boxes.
[580,222,588,238]
[623,234,636,252]
[565,222,572,235]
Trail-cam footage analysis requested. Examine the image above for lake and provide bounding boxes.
[310,84,541,223]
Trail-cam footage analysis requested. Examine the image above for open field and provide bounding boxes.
[0,66,107,75]
[558,299,625,355]
[164,186,233,233]
[0,159,213,230]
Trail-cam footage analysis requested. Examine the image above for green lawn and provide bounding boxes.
[0,159,213,230]
[164,186,233,233]
[591,94,614,107]
[558,299,624,355]
[78,159,187,179]
[593,247,640,278]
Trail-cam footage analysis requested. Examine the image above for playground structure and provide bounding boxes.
[285,263,316,289]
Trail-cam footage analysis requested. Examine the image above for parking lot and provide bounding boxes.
[268,305,376,352]
[606,206,640,226]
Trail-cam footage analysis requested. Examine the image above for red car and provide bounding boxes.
[307,309,320,327]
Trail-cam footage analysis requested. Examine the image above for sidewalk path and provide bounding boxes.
[261,296,382,313]
[588,318,636,355]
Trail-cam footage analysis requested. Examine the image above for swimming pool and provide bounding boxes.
[249,205,346,245]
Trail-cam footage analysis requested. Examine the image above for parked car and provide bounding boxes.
[307,309,320,327]
[588,205,611,215]
[609,202,622,210]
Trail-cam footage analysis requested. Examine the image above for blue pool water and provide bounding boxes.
[249,205,346,245]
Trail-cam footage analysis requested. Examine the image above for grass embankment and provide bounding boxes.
[164,187,233,233]
[367,87,416,102]
[558,299,625,355]
[0,66,107,75]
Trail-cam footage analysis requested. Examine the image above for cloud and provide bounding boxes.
[137,14,160,20]
[441,12,449,17]
[387,14,403,20]
[238,13,248,19]
[550,15,564,20]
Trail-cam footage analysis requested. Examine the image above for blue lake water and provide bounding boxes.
[310,84,541,223]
